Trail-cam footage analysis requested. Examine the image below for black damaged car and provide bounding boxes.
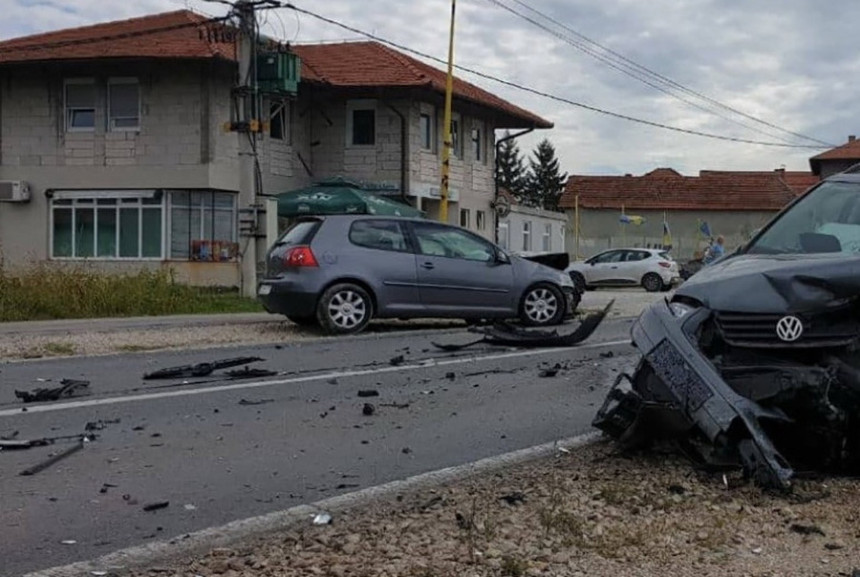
[594,167,860,490]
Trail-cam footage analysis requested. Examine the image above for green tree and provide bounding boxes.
[525,138,568,211]
[495,131,527,198]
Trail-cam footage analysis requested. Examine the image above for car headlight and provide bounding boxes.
[669,301,698,318]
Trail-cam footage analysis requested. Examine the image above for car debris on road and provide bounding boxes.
[143,356,265,380]
[19,435,91,476]
[431,301,613,351]
[14,379,90,403]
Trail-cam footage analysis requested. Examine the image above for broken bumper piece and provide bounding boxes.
[594,299,798,490]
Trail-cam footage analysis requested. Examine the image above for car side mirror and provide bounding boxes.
[495,250,511,264]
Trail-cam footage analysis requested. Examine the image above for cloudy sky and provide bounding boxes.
[3,0,857,176]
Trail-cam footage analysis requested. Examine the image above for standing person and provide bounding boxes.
[704,235,725,264]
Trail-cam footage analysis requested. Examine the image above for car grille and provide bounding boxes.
[714,309,858,348]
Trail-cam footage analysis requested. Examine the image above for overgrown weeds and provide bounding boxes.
[0,263,261,321]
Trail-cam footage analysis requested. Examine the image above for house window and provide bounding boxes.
[351,109,376,145]
[65,79,96,132]
[476,210,486,231]
[450,115,462,158]
[169,191,238,260]
[472,126,482,162]
[460,208,471,228]
[542,223,552,252]
[420,113,433,150]
[522,221,532,252]
[497,221,509,250]
[270,101,289,142]
[108,78,140,131]
[51,193,163,259]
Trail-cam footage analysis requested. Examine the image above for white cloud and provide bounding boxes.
[4,0,856,176]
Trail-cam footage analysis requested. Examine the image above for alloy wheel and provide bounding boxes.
[327,290,367,329]
[523,288,559,324]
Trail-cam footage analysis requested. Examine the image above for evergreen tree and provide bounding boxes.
[525,138,568,211]
[495,131,527,198]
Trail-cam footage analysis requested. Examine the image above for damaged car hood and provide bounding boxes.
[676,253,860,313]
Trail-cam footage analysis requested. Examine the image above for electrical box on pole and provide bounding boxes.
[256,51,301,95]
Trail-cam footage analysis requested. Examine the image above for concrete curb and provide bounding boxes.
[24,431,603,577]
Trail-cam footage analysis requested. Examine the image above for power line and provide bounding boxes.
[493,0,834,147]
[277,3,827,150]
[482,0,801,146]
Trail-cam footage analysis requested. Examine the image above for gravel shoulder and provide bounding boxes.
[125,439,860,577]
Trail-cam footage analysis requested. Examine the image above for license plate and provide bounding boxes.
[258,284,272,296]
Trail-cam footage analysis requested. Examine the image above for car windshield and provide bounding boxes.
[747,180,860,255]
[276,219,321,246]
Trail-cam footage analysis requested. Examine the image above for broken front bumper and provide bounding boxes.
[593,298,795,490]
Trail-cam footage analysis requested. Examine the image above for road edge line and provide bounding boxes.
[24,431,603,577]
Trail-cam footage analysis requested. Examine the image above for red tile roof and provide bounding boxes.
[810,138,860,161]
[809,137,860,175]
[561,168,814,211]
[0,10,235,63]
[0,11,550,129]
[291,42,551,129]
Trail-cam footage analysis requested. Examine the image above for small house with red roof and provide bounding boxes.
[809,135,860,178]
[560,167,818,260]
[0,10,550,286]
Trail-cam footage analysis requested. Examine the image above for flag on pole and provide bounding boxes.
[662,212,673,247]
[619,214,646,225]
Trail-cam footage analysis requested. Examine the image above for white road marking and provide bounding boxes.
[0,339,632,418]
[24,431,602,577]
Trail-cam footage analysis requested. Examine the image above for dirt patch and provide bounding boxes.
[127,440,860,577]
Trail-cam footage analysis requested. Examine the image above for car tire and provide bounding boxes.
[286,315,318,327]
[569,272,587,293]
[642,273,663,293]
[316,283,373,335]
[519,283,566,327]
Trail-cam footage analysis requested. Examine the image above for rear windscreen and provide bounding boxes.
[277,220,321,246]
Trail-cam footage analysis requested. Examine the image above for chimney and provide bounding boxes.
[849,135,856,142]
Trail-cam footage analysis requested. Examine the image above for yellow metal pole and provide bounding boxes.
[439,0,456,224]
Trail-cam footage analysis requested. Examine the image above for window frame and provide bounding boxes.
[107,77,140,132]
[542,223,552,252]
[168,191,239,261]
[410,221,496,262]
[497,221,510,250]
[49,191,164,260]
[419,112,433,151]
[269,100,290,142]
[476,210,486,231]
[459,208,471,229]
[64,78,96,133]
[348,219,412,253]
[450,113,462,159]
[347,100,377,147]
[522,220,532,252]
[472,124,482,162]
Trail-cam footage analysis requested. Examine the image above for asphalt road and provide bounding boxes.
[0,317,638,576]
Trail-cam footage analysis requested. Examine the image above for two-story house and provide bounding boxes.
[0,10,551,288]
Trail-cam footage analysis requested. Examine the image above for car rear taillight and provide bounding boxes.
[284,246,319,267]
[658,261,672,268]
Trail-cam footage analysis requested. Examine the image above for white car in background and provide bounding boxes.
[565,248,680,292]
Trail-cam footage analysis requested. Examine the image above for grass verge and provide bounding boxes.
[0,264,262,322]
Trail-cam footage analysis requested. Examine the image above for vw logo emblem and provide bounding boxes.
[776,315,804,342]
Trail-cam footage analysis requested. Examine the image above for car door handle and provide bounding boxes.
[611,266,618,269]
[420,262,435,270]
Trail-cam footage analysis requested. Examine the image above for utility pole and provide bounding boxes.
[236,1,259,298]
[439,0,456,224]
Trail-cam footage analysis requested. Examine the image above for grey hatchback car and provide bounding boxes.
[257,215,580,334]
